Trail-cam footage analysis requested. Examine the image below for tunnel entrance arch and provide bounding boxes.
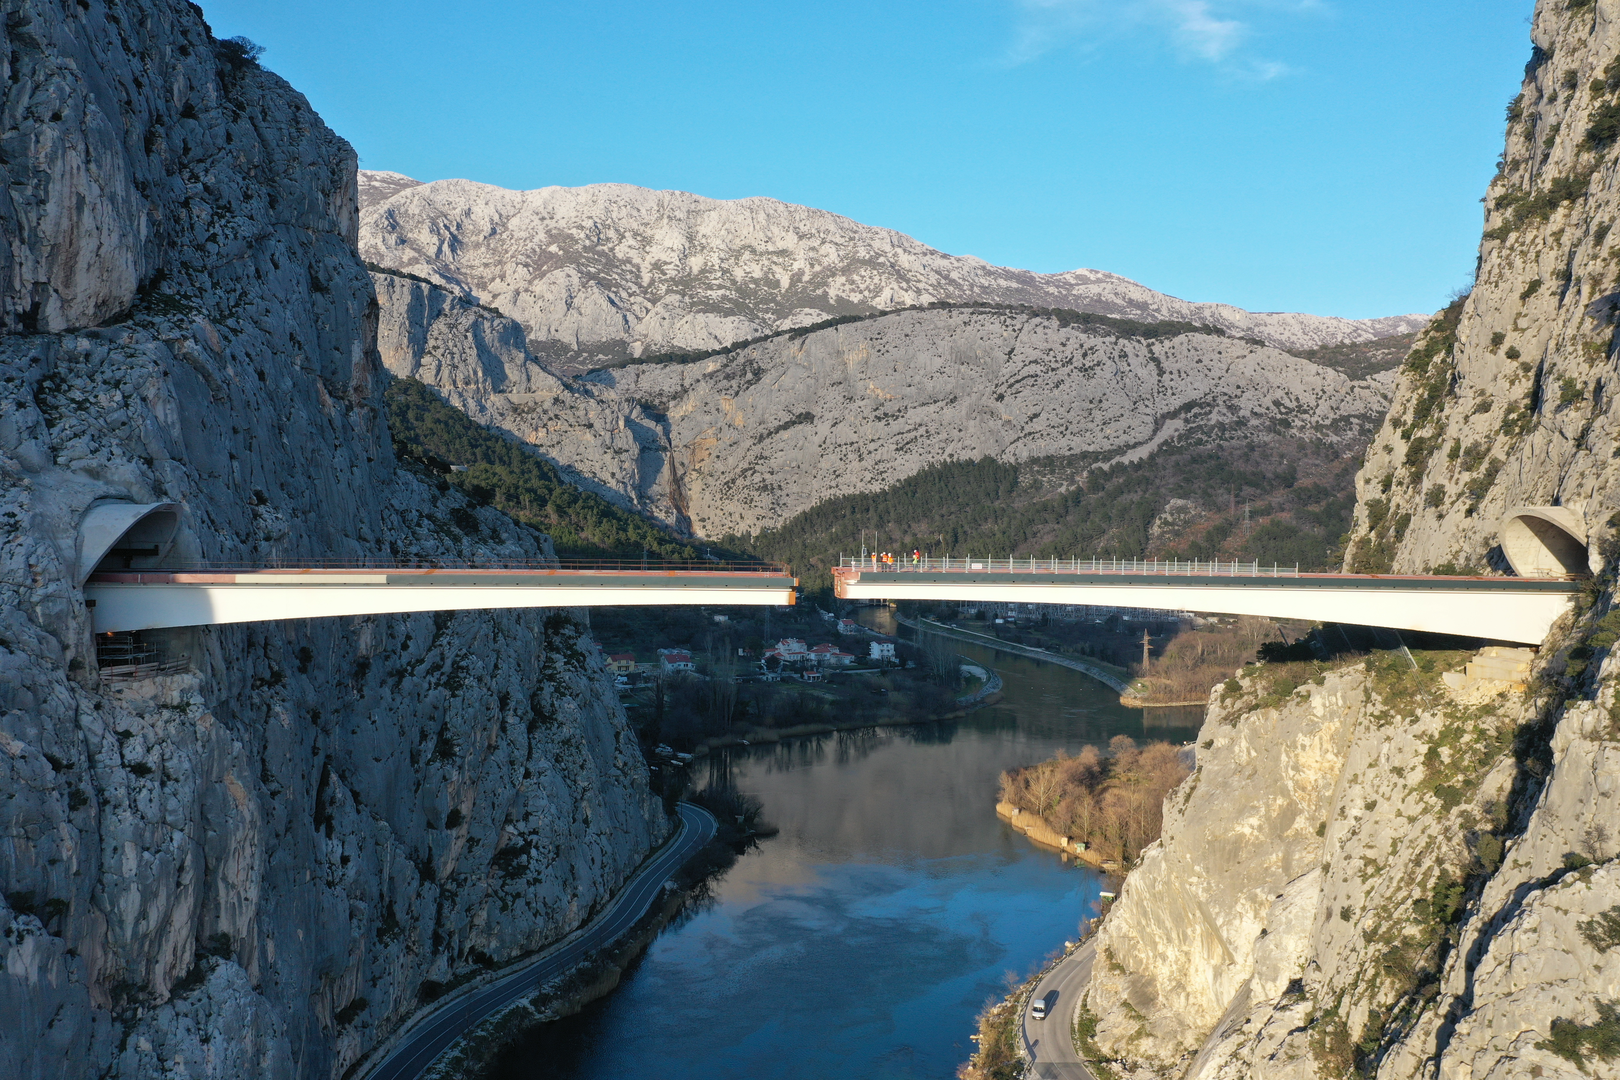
[1500,506,1592,578]
[76,501,180,585]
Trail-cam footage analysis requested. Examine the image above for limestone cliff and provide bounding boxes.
[1084,652,1620,1079]
[369,269,687,529]
[1082,4,1620,1077]
[0,5,664,1079]
[1346,0,1620,575]
[356,171,1427,371]
[373,284,1394,539]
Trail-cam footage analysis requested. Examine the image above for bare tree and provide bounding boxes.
[1027,763,1064,818]
[922,632,962,689]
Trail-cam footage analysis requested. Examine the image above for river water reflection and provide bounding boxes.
[492,610,1202,1080]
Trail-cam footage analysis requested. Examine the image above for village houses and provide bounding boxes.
[658,648,695,675]
[763,638,856,669]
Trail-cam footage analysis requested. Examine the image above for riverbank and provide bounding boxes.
[688,659,1002,758]
[900,615,1133,695]
[424,875,694,1080]
[995,800,1110,870]
[360,804,716,1080]
[1118,692,1210,708]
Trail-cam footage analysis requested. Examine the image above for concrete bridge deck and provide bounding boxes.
[831,558,1580,645]
[77,502,1594,644]
[86,564,798,634]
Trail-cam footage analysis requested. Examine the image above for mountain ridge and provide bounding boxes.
[371,269,1394,541]
[356,170,1427,370]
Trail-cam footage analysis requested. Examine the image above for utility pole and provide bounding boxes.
[1140,628,1152,671]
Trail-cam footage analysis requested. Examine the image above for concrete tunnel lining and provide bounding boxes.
[1500,506,1592,578]
[76,501,181,585]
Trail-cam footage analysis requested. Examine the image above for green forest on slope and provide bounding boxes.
[385,375,1362,592]
[723,442,1360,594]
[383,376,703,561]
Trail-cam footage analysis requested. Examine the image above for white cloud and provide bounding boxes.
[1002,0,1311,77]
[1168,1,1243,61]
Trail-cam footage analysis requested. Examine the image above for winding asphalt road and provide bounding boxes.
[1022,941,1100,1080]
[362,802,718,1080]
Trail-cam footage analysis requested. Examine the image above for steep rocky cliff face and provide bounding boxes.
[1084,654,1620,1079]
[369,269,684,527]
[0,5,663,1078]
[1347,0,1620,575]
[1082,4,1620,1077]
[374,283,1394,540]
[356,171,1427,371]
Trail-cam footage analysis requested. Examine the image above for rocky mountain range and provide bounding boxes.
[372,269,1395,540]
[356,171,1428,372]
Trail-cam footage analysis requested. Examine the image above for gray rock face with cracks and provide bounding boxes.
[1084,653,1620,1080]
[0,4,664,1078]
[1345,0,1620,576]
[1080,4,1620,1077]
[371,286,1396,540]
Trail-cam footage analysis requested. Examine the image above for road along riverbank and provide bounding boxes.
[357,803,717,1080]
[900,615,1133,694]
[1021,940,1102,1080]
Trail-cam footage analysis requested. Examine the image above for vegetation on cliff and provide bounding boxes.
[598,302,1229,372]
[1127,616,1290,705]
[384,375,702,560]
[958,969,1045,1080]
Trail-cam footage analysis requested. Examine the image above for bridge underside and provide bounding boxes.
[87,570,798,633]
[832,571,1577,645]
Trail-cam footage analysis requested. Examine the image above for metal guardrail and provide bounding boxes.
[840,555,1299,577]
[116,557,789,574]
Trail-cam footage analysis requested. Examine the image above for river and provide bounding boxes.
[487,609,1202,1079]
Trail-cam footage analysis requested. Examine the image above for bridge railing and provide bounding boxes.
[838,555,1301,577]
[97,557,791,575]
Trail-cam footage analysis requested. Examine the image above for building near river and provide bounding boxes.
[810,644,856,667]
[764,638,810,664]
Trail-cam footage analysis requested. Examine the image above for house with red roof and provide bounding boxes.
[659,650,695,674]
[809,643,856,667]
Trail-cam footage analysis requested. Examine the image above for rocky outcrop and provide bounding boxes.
[375,290,1394,538]
[1346,0,1620,575]
[369,270,686,526]
[592,311,1393,538]
[372,269,569,409]
[1084,645,1620,1080]
[0,5,664,1079]
[1084,5,1620,1077]
[356,172,1427,370]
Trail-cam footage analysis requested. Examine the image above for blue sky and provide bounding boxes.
[199,0,1533,320]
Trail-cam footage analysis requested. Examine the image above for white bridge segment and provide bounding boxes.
[86,569,798,634]
[832,569,1579,645]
